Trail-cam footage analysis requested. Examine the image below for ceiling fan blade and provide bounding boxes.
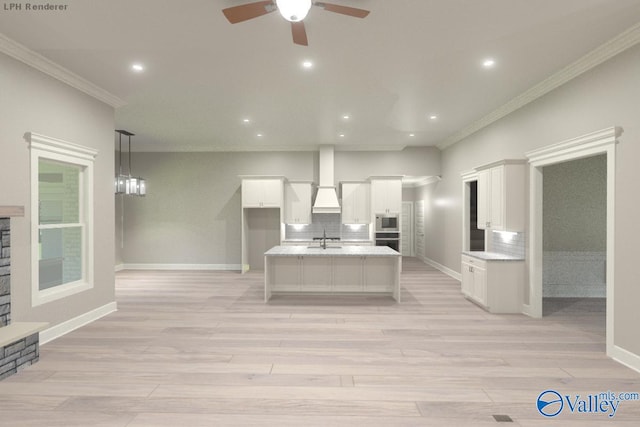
[314,2,370,18]
[222,1,274,24]
[291,21,308,46]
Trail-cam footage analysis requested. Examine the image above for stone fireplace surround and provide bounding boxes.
[0,206,48,381]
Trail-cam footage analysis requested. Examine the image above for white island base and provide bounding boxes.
[264,245,402,302]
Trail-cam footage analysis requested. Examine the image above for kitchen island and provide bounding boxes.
[264,245,401,302]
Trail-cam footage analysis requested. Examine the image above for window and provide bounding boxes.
[28,133,96,306]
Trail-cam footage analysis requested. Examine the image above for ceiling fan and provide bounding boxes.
[222,0,370,46]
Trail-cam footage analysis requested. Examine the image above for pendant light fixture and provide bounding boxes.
[115,130,128,194]
[115,129,146,196]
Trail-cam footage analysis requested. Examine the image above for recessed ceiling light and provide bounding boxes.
[342,115,350,120]
[256,133,263,137]
[482,58,496,68]
[429,115,438,120]
[409,133,415,137]
[243,118,250,123]
[339,134,345,138]
[302,60,313,69]
[131,63,145,72]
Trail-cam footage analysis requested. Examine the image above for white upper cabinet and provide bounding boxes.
[370,178,402,215]
[284,182,312,224]
[242,178,284,208]
[476,160,525,231]
[341,182,370,224]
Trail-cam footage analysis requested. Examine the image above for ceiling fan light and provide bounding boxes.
[276,0,312,22]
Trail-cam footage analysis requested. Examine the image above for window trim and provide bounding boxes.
[27,132,97,306]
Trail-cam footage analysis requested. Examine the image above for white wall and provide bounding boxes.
[120,151,313,265]
[422,44,640,356]
[335,146,440,181]
[0,52,116,327]
[119,147,439,265]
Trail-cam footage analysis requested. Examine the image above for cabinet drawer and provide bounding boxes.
[461,255,486,269]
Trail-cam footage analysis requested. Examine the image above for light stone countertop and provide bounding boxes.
[282,239,372,243]
[462,251,525,261]
[266,245,400,257]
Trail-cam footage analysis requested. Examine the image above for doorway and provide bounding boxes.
[526,127,619,355]
[401,201,414,256]
[469,181,485,251]
[245,208,280,272]
[461,172,485,252]
[415,200,425,259]
[542,155,606,319]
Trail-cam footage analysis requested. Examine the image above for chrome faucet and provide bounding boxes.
[322,228,327,249]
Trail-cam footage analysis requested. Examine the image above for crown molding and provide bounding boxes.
[461,169,478,182]
[334,144,406,152]
[437,22,640,150]
[131,143,409,153]
[403,175,442,188]
[0,32,126,108]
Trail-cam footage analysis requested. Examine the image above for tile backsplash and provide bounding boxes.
[491,231,525,258]
[285,213,370,240]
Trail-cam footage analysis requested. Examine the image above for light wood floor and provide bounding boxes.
[1,258,639,426]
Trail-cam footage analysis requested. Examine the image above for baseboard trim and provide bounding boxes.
[114,263,125,272]
[610,344,640,374]
[122,263,242,271]
[419,256,462,281]
[39,301,117,345]
[522,303,534,317]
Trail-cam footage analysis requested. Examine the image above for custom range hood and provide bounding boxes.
[312,145,341,214]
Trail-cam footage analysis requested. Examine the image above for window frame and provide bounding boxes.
[28,132,97,306]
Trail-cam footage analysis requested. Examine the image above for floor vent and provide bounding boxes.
[492,414,513,423]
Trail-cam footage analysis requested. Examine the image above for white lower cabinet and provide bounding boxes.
[461,257,486,305]
[281,241,373,247]
[301,257,332,291]
[265,254,400,301]
[364,256,395,292]
[460,254,522,313]
[461,259,474,297]
[270,256,300,292]
[333,257,363,292]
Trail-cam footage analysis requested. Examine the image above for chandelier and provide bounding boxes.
[115,129,146,196]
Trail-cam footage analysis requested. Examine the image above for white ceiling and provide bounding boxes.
[1,0,639,151]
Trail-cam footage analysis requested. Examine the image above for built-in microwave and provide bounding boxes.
[375,214,399,232]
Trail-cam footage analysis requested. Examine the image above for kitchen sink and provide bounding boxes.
[307,246,342,249]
